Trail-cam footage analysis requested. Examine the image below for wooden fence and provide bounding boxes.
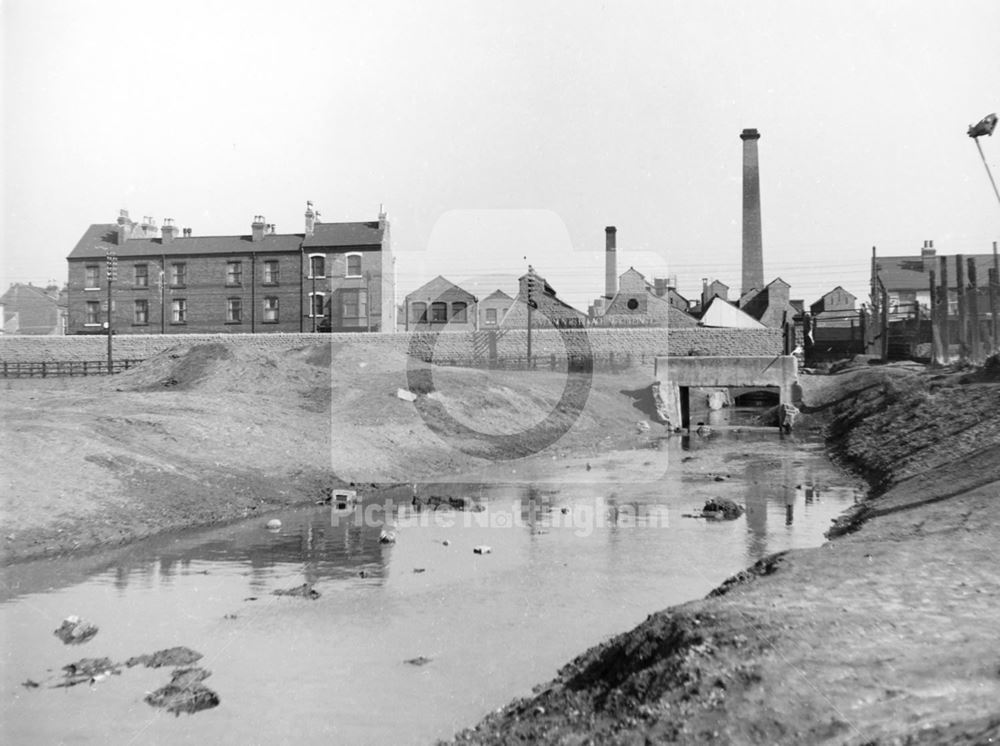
[0,359,146,378]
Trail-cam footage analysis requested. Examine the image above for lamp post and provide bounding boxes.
[968,112,1000,210]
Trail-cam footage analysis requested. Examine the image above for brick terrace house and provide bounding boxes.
[403,275,477,331]
[66,203,393,335]
[0,283,68,334]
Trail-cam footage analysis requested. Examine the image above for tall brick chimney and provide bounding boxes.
[740,128,764,297]
[252,215,266,242]
[605,226,617,300]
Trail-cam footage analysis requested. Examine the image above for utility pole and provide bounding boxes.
[526,266,536,367]
[105,248,118,374]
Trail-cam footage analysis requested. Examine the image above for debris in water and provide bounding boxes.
[127,647,203,669]
[244,596,258,601]
[56,658,122,688]
[404,656,432,666]
[442,540,451,547]
[53,615,99,645]
[223,613,238,620]
[145,667,220,716]
[379,530,397,544]
[701,498,745,520]
[396,388,418,402]
[21,679,40,689]
[473,546,492,555]
[413,568,426,574]
[636,420,650,432]
[266,519,282,531]
[272,583,320,599]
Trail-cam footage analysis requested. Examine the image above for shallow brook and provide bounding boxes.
[1,424,861,745]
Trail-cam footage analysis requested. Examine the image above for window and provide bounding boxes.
[346,253,362,278]
[309,254,326,279]
[431,302,447,323]
[626,298,639,310]
[171,299,187,324]
[170,263,187,287]
[227,298,242,323]
[133,299,148,325]
[309,293,326,318]
[485,308,497,325]
[263,296,279,323]
[342,289,367,320]
[134,264,148,288]
[226,261,242,286]
[452,302,467,322]
[411,302,427,324]
[85,265,100,289]
[263,260,279,284]
[85,301,101,325]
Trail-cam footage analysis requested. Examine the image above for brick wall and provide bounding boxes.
[0,327,783,364]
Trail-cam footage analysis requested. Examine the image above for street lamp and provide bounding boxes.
[968,112,1000,209]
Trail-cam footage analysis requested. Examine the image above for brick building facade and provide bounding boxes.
[66,204,393,335]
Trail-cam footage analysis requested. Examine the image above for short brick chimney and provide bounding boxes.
[921,239,936,270]
[252,215,266,242]
[304,201,316,237]
[116,208,135,245]
[161,218,177,243]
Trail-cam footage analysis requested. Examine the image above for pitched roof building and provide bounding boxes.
[66,203,393,334]
[403,275,477,331]
[0,283,67,335]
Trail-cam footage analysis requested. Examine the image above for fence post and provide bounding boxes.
[929,269,940,364]
[880,286,889,362]
[990,266,999,357]
[956,254,967,362]
[968,257,981,364]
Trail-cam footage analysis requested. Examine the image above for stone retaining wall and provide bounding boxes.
[0,327,783,364]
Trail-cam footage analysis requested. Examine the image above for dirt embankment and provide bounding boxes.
[449,362,1000,745]
[1,340,657,564]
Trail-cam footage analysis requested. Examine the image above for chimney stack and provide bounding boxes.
[653,277,667,297]
[116,208,135,245]
[252,215,266,242]
[183,228,192,238]
[921,239,936,270]
[740,128,764,297]
[605,226,617,300]
[305,201,316,237]
[161,218,177,243]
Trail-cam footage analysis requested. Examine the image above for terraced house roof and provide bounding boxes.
[67,224,306,259]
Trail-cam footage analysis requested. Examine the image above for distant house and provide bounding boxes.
[597,267,697,328]
[501,268,586,329]
[700,279,730,311]
[872,241,996,318]
[0,283,67,335]
[66,203,394,335]
[478,289,513,330]
[739,277,799,330]
[808,285,861,355]
[404,276,477,331]
[810,286,857,320]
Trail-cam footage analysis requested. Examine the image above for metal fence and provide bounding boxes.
[0,359,145,378]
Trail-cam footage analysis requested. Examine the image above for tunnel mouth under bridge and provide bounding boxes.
[655,356,798,430]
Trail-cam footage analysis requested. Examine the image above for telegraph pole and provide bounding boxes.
[105,248,118,373]
[526,266,535,367]
[968,113,1000,210]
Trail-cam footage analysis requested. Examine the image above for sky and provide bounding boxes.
[2,0,999,311]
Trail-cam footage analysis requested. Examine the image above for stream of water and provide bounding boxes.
[1,425,861,745]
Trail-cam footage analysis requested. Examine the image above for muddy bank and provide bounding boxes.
[449,363,1000,744]
[1,342,657,565]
